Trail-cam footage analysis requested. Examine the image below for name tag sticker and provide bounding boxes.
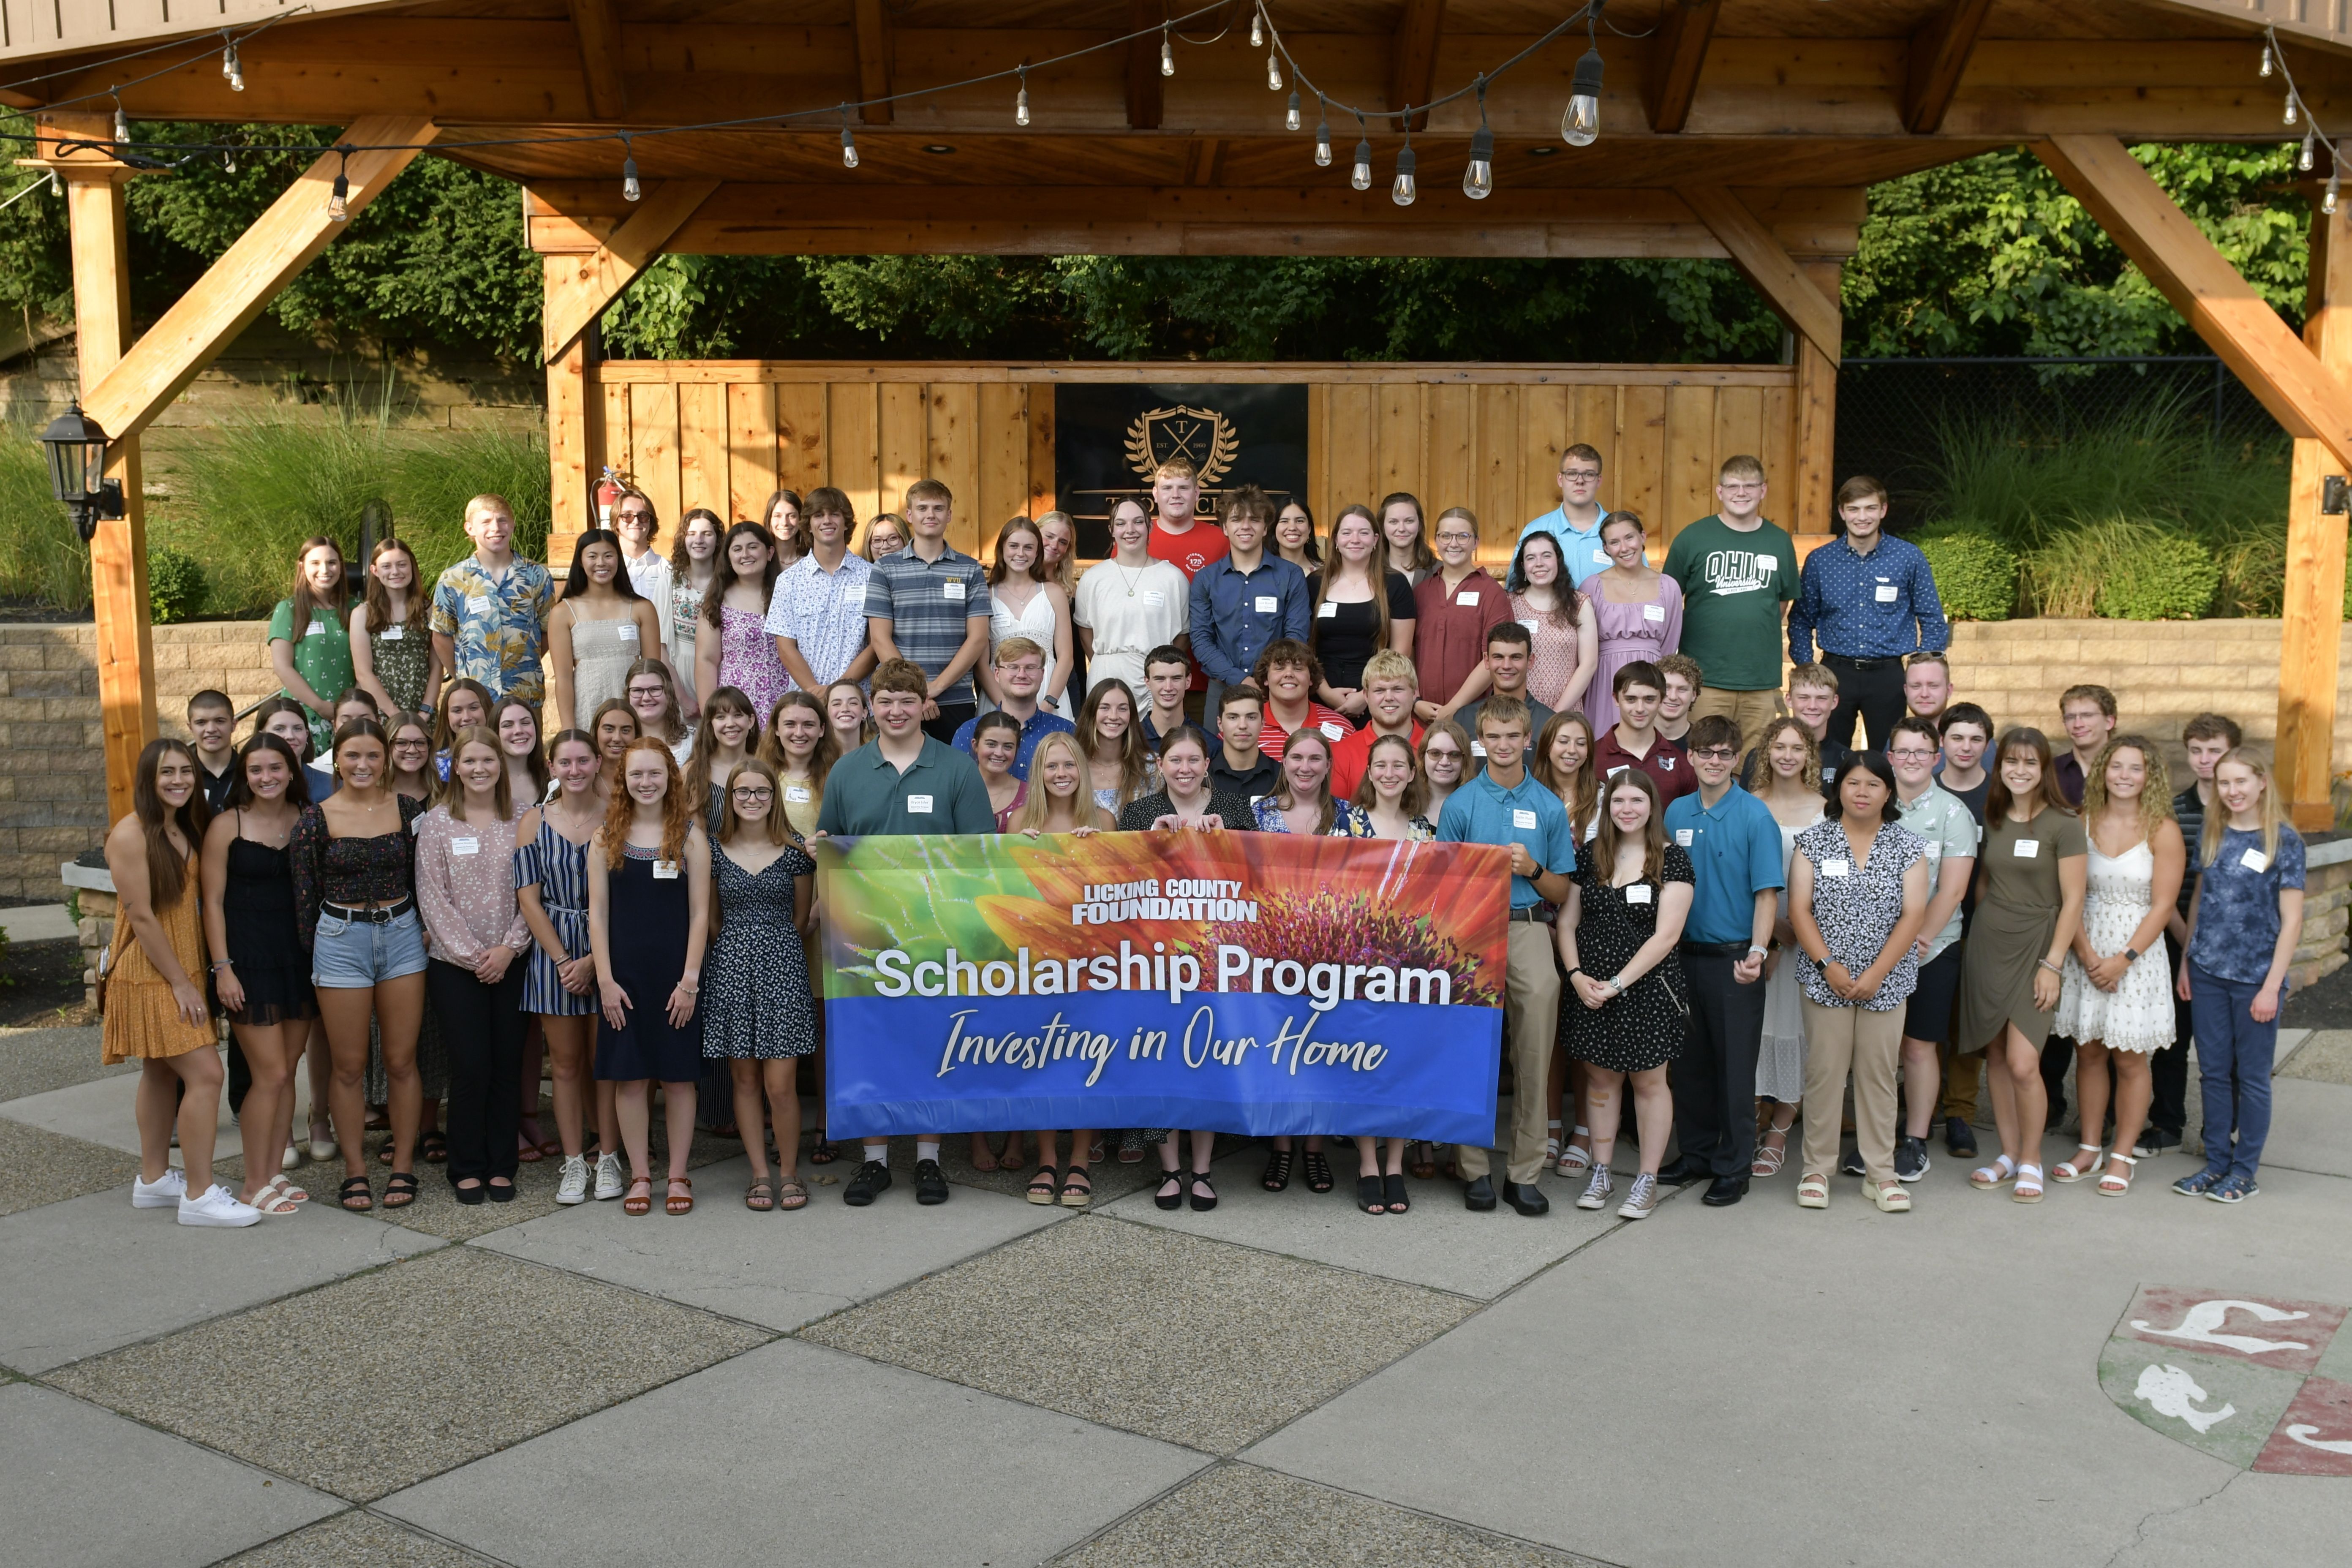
[2014,838,2040,858]
[617,623,639,643]
[1606,764,1628,778]
[1255,595,1280,613]
[1759,558,1778,574]
[843,588,865,607]
[1643,603,1666,622]
[466,595,491,617]
[942,580,966,602]
[1470,741,1487,757]
[1141,590,1165,608]
[2242,848,2270,872]
[1592,548,1610,566]
[305,620,327,637]
[1456,591,1479,606]
[1318,601,1339,619]
[784,785,812,804]
[1675,828,1694,847]
[1875,584,1900,602]
[1823,858,1851,877]
[381,623,404,641]
[906,793,934,814]
[1822,767,1837,784]
[450,837,480,857]
[1924,842,1942,859]
[1319,722,1346,741]
[1626,883,1652,904]
[650,860,681,880]
[1512,808,1539,830]
[1518,617,1541,634]
[1250,794,1267,806]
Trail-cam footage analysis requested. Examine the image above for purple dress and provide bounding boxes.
[718,603,789,719]
[1587,574,1684,737]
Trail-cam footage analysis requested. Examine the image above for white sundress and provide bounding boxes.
[990,584,1066,716]
[1756,816,1814,1101]
[2053,838,2177,1054]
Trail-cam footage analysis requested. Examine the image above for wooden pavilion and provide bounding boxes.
[8,0,2352,826]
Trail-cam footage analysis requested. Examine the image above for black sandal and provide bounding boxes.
[381,1171,420,1210]
[1383,1172,1410,1214]
[420,1130,448,1165]
[1059,1166,1094,1208]
[1357,1174,1388,1214]
[1260,1149,1293,1191]
[338,1174,374,1212]
[1155,1169,1189,1211]
[1304,1151,1334,1192]
[1026,1164,1061,1206]
[1189,1170,1219,1211]
[808,1134,839,1165]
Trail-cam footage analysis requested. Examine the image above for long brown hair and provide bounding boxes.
[1274,725,1339,835]
[755,491,808,558]
[1505,530,1584,632]
[442,725,514,825]
[718,755,792,847]
[283,535,347,643]
[670,506,725,574]
[1076,678,1151,809]
[684,685,760,807]
[1987,726,2070,823]
[132,738,210,909]
[362,536,429,637]
[989,515,1048,586]
[1531,710,1598,836]
[250,694,317,764]
[602,736,694,866]
[1312,504,1396,664]
[491,695,551,804]
[761,689,838,813]
[433,678,494,756]
[623,656,689,742]
[702,522,782,628]
[1593,765,1668,886]
[1753,714,1822,796]
[1377,490,1437,577]
[1014,731,1112,833]
[1351,731,1429,817]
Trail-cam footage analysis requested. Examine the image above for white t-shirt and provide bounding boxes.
[625,550,675,659]
[1073,557,1191,701]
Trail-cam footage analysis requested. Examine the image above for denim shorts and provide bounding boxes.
[312,905,429,988]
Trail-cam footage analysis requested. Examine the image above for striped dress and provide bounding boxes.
[517,815,596,1016]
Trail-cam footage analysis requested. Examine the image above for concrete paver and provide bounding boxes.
[215,1510,501,1567]
[0,1115,139,1217]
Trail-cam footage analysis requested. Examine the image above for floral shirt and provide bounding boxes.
[1252,798,1375,836]
[1794,817,1925,1012]
[2189,825,2307,985]
[430,557,556,707]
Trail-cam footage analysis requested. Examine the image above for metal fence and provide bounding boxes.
[1833,356,2287,519]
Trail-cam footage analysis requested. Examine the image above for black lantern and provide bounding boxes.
[39,402,125,542]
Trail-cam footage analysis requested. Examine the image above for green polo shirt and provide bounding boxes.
[814,736,997,836]
[1662,514,1799,692]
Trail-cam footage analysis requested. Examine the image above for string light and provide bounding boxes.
[1351,116,1372,191]
[1563,24,1604,147]
[1267,49,1283,91]
[2287,95,2300,128]
[1251,6,1265,49]
[1464,80,1494,199]
[2302,130,2317,172]
[1015,65,1030,126]
[326,150,350,222]
[840,117,859,169]
[2262,41,2276,78]
[112,102,130,146]
[1391,132,1417,207]
[620,136,640,202]
[2330,171,2341,217]
[221,39,244,92]
[1286,90,1301,132]
[1314,95,1332,166]
[1162,24,1175,77]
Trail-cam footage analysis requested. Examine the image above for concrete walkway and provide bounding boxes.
[3,1024,2349,1567]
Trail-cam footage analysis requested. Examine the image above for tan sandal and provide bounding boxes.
[1873,1180,1911,1213]
[744,1177,775,1212]
[622,1176,653,1216]
[665,1175,694,1215]
[775,1179,808,1210]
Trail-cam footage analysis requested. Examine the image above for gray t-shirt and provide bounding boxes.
[1896,783,1979,960]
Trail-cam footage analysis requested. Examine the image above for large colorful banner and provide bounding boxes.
[814,832,1511,1142]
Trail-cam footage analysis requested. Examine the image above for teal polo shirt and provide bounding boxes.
[815,736,997,836]
[1663,783,1785,945]
[1436,767,1579,910]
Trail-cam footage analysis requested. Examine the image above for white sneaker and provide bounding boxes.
[555,1155,590,1206]
[1575,1165,1614,1211]
[131,1169,187,1208]
[593,1152,625,1201]
[177,1184,261,1228]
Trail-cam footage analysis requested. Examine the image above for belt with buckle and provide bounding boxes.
[323,896,414,924]
[1508,906,1555,924]
[1681,939,1755,957]
[1824,653,1897,671]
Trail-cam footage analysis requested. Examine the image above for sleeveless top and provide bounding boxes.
[991,585,1064,715]
[718,603,790,719]
[101,850,214,1063]
[568,608,641,724]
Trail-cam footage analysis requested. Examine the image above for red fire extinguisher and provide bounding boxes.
[591,466,626,532]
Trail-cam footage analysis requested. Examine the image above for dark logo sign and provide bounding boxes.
[1055,383,1309,558]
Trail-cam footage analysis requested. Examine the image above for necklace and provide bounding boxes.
[1117,562,1143,597]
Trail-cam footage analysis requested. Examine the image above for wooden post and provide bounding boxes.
[1794,259,1842,536]
[65,167,156,825]
[546,254,599,568]
[2278,199,2352,831]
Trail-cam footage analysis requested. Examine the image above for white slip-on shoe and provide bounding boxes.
[593,1152,625,1201]
[555,1155,590,1206]
[282,1141,302,1172]
[177,1184,262,1228]
[131,1169,188,1209]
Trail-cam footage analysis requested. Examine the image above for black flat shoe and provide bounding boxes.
[1357,1174,1387,1214]
[1188,1171,1218,1211]
[454,1180,486,1206]
[843,1159,892,1206]
[1653,1156,1708,1187]
[1303,1151,1334,1193]
[1463,1175,1497,1211]
[1383,1173,1410,1214]
[1260,1149,1293,1192]
[1503,1180,1550,1217]
[1702,1175,1748,1206]
[486,1179,515,1203]
[913,1158,950,1205]
[1154,1170,1188,1211]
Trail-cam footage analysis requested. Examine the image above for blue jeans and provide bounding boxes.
[312,906,429,988]
[2188,962,2280,1181]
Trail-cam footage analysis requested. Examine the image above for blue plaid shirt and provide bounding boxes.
[1788,532,1949,664]
[864,544,992,708]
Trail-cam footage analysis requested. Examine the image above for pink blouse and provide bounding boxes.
[414,805,533,965]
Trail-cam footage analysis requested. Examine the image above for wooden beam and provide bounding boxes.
[1677,185,1843,362]
[1126,0,1164,132]
[1904,0,1994,135]
[1644,0,1720,135]
[547,259,603,560]
[2036,134,2352,473]
[542,179,720,363]
[853,0,894,126]
[2278,196,2352,828]
[78,117,437,446]
[1792,260,1841,537]
[1391,0,1446,133]
[567,0,627,120]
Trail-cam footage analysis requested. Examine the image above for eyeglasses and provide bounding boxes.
[1435,531,1477,543]
[1889,747,1938,761]
[628,686,667,700]
[1691,747,1737,761]
[731,786,774,801]
[1559,468,1601,482]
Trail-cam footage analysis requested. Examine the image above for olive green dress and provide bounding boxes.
[367,616,431,714]
[1954,806,2089,1051]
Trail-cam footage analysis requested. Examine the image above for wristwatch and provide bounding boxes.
[2123,947,2142,963]
[1746,945,1769,959]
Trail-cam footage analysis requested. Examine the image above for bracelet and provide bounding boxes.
[1564,966,1584,979]
[2038,958,2063,975]
[209,961,233,973]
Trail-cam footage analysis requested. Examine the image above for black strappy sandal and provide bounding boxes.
[1357,1174,1388,1214]
[1383,1172,1410,1214]
[338,1175,374,1212]
[1058,1166,1094,1209]
[1303,1151,1335,1193]
[1026,1164,1061,1206]
[420,1130,448,1165]
[1189,1169,1219,1211]
[1155,1169,1189,1211]
[1260,1149,1293,1191]
[381,1171,420,1210]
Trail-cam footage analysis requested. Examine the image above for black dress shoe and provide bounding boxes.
[1462,1175,1497,1211]
[1503,1181,1550,1216]
[913,1158,951,1205]
[1702,1175,1748,1206]
[1653,1157,1709,1187]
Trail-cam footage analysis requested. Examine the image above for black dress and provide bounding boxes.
[222,822,316,1026]
[1562,840,1694,1073]
[1305,569,1419,697]
[594,842,706,1082]
[701,838,818,1061]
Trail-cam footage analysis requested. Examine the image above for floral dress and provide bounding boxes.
[719,604,790,719]
[1251,798,1375,836]
[270,597,355,752]
[700,838,818,1060]
[367,615,431,714]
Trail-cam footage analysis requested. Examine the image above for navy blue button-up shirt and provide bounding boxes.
[1187,553,1310,687]
[1787,532,1949,664]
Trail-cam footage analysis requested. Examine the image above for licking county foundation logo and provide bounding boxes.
[2100,1286,2352,1473]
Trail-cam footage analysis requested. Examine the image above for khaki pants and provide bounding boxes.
[1940,1045,1983,1122]
[1693,686,1783,757]
[1800,997,1903,1185]
[1459,920,1561,1186]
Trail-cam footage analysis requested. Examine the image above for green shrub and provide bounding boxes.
[2094,531,2219,620]
[1916,528,2017,621]
[386,428,550,573]
[2020,516,2218,619]
[147,546,205,624]
[0,423,93,613]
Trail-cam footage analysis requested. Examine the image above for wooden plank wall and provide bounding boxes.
[574,363,1802,569]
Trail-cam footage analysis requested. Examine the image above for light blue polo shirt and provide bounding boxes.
[1663,784,1785,945]
[1437,767,1580,910]
[1515,506,1612,587]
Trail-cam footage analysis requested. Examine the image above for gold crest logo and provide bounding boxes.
[1124,405,1240,486]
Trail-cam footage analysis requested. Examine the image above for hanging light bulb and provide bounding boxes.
[112,105,130,146]
[2303,130,2318,172]
[2330,173,2342,216]
[1287,90,1301,132]
[1251,7,1264,49]
[1563,44,1604,147]
[841,125,859,169]
[621,138,640,203]
[1161,25,1174,77]
[2287,94,2300,128]
[1268,50,1283,91]
[327,171,349,223]
[1016,66,1030,127]
[222,147,237,175]
[1351,127,1372,191]
[1465,125,1494,200]
[2262,41,2276,78]
[222,40,244,92]
[1392,140,1417,207]
[1315,98,1332,166]
[48,170,62,199]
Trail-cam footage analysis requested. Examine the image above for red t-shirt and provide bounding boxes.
[1329,720,1424,803]
[1592,727,1697,806]
[1259,702,1352,762]
[1148,518,1228,690]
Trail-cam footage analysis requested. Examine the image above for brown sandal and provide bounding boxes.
[622,1176,653,1216]
[744,1177,775,1212]
[775,1179,808,1210]
[665,1175,694,1215]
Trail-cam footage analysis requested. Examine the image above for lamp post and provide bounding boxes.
[38,401,125,543]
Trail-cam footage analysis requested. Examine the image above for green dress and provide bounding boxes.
[268,598,356,751]
[367,617,430,714]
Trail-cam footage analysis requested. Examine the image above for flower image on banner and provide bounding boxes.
[814,833,1512,1142]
